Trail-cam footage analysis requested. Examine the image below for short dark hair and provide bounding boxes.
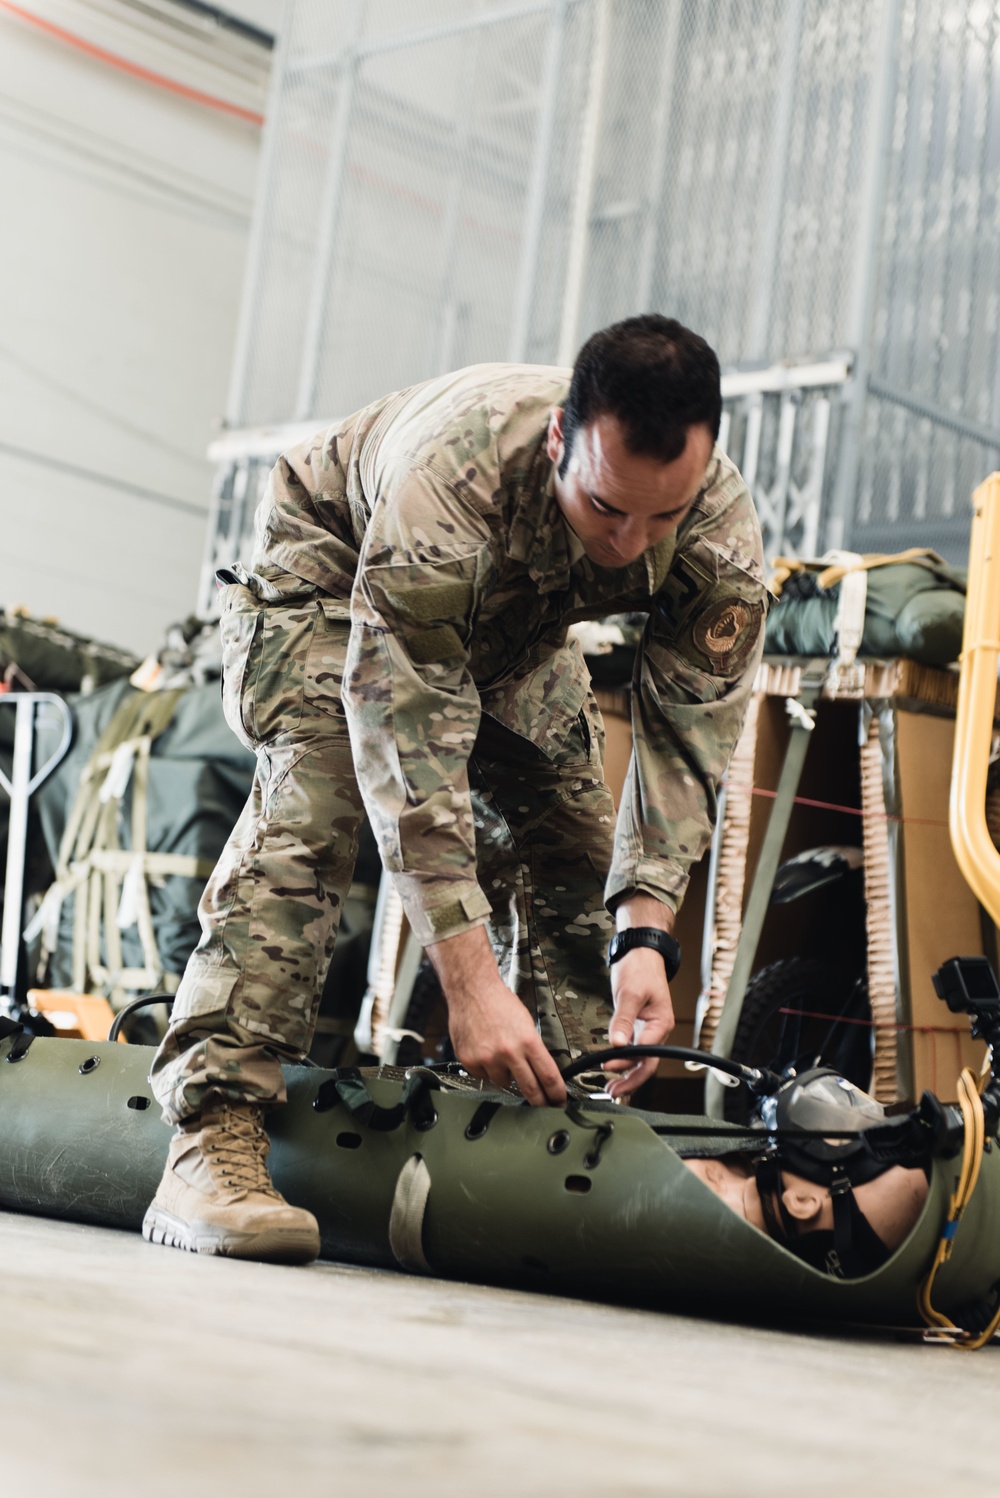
[560,314,721,476]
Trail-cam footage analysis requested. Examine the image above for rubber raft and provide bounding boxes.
[3,1030,998,1329]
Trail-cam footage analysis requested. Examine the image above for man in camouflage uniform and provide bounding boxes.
[144,315,767,1265]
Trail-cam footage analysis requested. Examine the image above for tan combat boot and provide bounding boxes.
[142,1103,320,1264]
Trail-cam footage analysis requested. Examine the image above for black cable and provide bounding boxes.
[105,1001,330,1069]
[108,993,175,1043]
[560,1044,776,1090]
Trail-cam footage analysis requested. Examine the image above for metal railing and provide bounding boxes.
[205,0,1000,603]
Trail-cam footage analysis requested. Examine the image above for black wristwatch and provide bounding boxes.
[607,927,682,981]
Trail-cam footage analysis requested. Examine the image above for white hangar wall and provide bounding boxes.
[0,0,285,654]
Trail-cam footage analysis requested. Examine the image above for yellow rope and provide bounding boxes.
[916,1067,1000,1348]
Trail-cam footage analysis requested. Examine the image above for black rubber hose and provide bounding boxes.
[107,993,175,1044]
[559,1044,777,1090]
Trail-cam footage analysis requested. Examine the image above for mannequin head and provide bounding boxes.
[684,1153,929,1268]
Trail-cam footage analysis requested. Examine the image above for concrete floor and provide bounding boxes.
[3,1210,995,1498]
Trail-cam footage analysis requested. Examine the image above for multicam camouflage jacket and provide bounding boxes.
[248,363,767,944]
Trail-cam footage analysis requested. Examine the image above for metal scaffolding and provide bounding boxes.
[206,0,1000,603]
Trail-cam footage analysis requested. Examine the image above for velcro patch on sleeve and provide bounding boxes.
[381,581,475,624]
[408,625,466,664]
[425,886,491,935]
[687,597,764,676]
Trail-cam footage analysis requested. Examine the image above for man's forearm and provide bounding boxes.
[604,892,677,1097]
[424,923,497,997]
[614,893,675,933]
[425,925,566,1105]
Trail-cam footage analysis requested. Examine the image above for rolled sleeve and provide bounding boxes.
[342,465,497,944]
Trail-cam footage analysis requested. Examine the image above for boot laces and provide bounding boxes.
[201,1109,278,1196]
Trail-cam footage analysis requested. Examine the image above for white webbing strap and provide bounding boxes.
[31,689,189,1000]
[388,1154,433,1274]
[821,549,868,668]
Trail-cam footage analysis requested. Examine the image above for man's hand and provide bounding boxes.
[603,894,676,1099]
[425,926,567,1107]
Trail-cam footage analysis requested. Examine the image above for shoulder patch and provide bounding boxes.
[690,597,763,676]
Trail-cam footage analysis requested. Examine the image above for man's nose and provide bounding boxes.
[610,515,653,560]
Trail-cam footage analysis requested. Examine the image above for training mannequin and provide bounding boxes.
[685,1154,929,1264]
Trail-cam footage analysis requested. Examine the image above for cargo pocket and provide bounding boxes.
[171,963,241,1027]
[247,603,315,743]
[302,602,352,729]
[219,589,264,752]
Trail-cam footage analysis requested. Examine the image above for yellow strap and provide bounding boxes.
[769,558,805,596]
[770,547,949,595]
[916,1069,999,1348]
[816,548,943,589]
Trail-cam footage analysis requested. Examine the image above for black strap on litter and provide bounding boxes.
[0,1016,23,1042]
[313,1071,404,1129]
[107,994,175,1042]
[313,1067,441,1131]
[565,1099,615,1167]
[107,993,175,1044]
[465,1099,503,1140]
[406,1070,441,1132]
[5,1029,34,1063]
[860,1090,960,1164]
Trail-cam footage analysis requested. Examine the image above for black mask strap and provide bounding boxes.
[754,1155,798,1244]
[828,1172,892,1277]
[756,1156,892,1278]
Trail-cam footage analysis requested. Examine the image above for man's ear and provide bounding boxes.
[546,407,565,466]
[780,1180,826,1227]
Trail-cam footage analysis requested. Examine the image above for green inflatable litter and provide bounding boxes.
[2,1013,999,1337]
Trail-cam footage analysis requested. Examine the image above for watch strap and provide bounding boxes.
[607,927,681,981]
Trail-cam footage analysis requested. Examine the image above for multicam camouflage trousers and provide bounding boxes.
[151,588,616,1124]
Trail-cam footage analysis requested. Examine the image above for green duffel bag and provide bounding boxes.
[765,548,966,666]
